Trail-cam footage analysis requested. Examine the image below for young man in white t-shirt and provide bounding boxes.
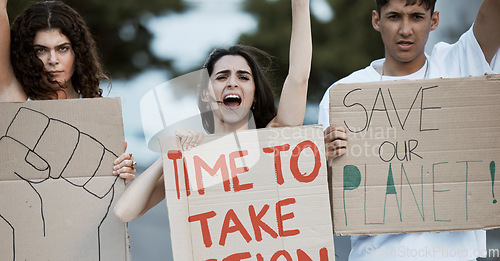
[318,0,500,260]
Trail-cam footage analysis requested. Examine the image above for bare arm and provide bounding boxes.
[268,0,312,127]
[0,0,25,102]
[473,0,500,63]
[113,157,166,222]
[0,0,13,88]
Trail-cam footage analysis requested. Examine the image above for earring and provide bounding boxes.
[252,101,256,110]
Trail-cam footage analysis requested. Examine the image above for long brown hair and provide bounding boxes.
[10,1,108,99]
[199,45,277,134]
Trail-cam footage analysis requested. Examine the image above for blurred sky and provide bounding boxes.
[107,1,499,260]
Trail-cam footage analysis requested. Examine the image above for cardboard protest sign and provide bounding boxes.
[0,98,129,261]
[159,125,334,260]
[329,74,500,235]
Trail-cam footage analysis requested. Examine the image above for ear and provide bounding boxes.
[430,11,439,31]
[372,10,381,32]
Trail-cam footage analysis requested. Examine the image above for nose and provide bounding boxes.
[47,50,59,65]
[399,17,413,36]
[227,75,238,88]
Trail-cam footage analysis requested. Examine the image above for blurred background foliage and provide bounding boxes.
[7,0,384,102]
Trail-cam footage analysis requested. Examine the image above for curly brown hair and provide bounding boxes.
[10,1,108,100]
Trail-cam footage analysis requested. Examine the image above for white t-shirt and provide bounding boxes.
[318,26,499,261]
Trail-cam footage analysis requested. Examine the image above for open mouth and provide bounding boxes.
[223,94,242,107]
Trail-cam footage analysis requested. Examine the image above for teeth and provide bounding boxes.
[225,94,240,99]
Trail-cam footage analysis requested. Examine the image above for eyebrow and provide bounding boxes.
[385,11,427,16]
[33,42,71,48]
[215,69,252,75]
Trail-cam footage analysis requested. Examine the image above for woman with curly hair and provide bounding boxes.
[1,0,135,181]
[9,0,107,100]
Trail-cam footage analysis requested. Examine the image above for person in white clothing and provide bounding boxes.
[318,0,500,260]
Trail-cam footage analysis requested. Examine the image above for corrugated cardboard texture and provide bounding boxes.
[159,125,335,260]
[329,74,500,235]
[0,98,129,261]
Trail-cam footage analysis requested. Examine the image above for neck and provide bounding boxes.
[381,54,427,76]
[56,85,79,99]
[213,117,250,133]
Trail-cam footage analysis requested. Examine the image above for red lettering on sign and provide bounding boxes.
[276,198,299,237]
[290,141,321,183]
[249,204,278,241]
[194,154,230,195]
[167,150,183,199]
[297,248,329,261]
[222,252,252,261]
[219,209,252,246]
[271,250,293,261]
[229,150,253,192]
[188,211,216,248]
[263,144,291,185]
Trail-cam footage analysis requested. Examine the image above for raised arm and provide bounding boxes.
[113,157,166,222]
[0,0,25,102]
[268,0,312,127]
[473,0,500,64]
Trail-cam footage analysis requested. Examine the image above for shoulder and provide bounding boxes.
[432,26,475,52]
[428,25,496,77]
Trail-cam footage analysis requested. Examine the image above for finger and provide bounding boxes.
[194,132,204,146]
[124,141,128,153]
[325,130,348,143]
[331,140,348,150]
[332,125,347,133]
[325,134,349,148]
[324,125,334,136]
[176,129,189,150]
[325,125,347,135]
[326,148,347,164]
[115,165,136,175]
[327,152,345,166]
[113,159,132,171]
[183,133,196,150]
[114,152,132,165]
[114,153,127,165]
[119,172,135,185]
